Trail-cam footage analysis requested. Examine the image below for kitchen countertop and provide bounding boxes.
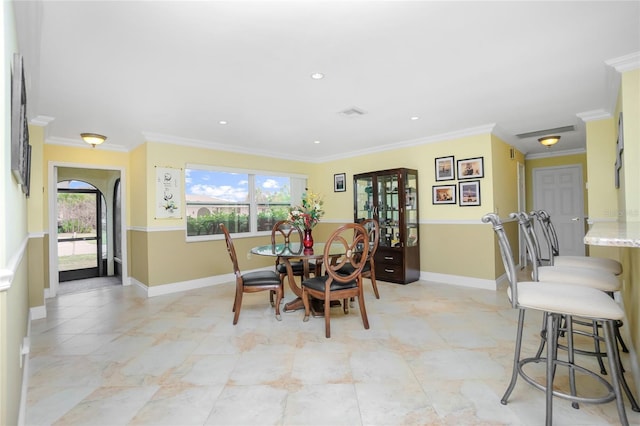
[584,221,640,248]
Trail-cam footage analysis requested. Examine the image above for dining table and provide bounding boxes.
[250,242,345,315]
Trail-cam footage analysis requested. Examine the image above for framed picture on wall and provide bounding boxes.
[435,156,455,181]
[615,112,623,188]
[334,173,346,192]
[459,180,481,206]
[11,53,30,188]
[432,185,456,204]
[457,157,484,179]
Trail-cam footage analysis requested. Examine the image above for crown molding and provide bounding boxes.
[318,123,497,163]
[29,115,55,126]
[141,132,311,163]
[577,109,612,122]
[602,51,640,115]
[605,51,640,73]
[525,147,585,160]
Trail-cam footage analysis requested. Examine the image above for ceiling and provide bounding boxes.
[13,1,640,162]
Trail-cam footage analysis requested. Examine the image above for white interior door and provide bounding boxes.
[533,165,585,257]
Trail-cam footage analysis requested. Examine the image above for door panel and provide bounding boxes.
[533,165,585,257]
[58,189,102,281]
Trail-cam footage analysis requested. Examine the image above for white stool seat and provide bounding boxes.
[553,255,622,275]
[510,281,625,320]
[537,266,620,293]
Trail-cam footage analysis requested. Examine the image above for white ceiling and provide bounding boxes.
[13,1,640,162]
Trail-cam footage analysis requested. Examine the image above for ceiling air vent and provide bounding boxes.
[338,106,367,118]
[516,125,575,139]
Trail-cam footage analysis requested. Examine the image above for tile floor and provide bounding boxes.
[26,278,640,425]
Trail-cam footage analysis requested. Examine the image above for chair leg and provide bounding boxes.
[565,316,579,409]
[534,312,548,359]
[357,291,370,330]
[369,270,380,299]
[603,319,629,425]
[324,295,331,338]
[545,313,560,426]
[502,309,526,405]
[274,286,282,321]
[589,319,608,374]
[232,287,243,325]
[615,320,630,353]
[302,288,311,322]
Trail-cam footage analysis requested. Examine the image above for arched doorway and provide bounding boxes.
[48,164,128,297]
[57,180,105,281]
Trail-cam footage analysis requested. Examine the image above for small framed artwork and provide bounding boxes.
[457,157,484,179]
[432,185,456,204]
[11,53,30,188]
[459,180,481,206]
[334,173,346,192]
[435,156,455,181]
[615,112,623,188]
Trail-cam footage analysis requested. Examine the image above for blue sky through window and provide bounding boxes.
[185,169,289,203]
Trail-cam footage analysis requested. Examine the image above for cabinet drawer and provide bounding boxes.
[375,249,402,266]
[376,265,405,283]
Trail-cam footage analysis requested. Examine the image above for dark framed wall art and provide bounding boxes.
[11,53,31,192]
[459,180,481,206]
[457,157,484,180]
[334,173,346,192]
[435,156,455,181]
[432,184,456,204]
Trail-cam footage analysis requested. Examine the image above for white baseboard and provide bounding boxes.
[420,271,499,291]
[30,305,46,320]
[131,271,240,298]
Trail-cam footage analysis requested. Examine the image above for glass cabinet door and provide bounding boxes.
[378,172,399,248]
[404,170,418,247]
[354,175,374,222]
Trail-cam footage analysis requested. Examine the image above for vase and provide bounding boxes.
[303,228,314,249]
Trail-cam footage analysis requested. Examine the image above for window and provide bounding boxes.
[185,166,306,238]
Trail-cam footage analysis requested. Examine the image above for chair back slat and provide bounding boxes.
[482,213,518,308]
[513,212,543,281]
[325,223,369,284]
[219,223,241,277]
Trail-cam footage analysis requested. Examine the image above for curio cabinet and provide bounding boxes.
[353,168,419,284]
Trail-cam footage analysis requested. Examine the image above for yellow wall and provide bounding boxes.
[585,68,640,366]
[2,2,31,425]
[119,132,508,287]
[621,69,639,222]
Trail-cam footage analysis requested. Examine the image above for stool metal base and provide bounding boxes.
[502,310,629,426]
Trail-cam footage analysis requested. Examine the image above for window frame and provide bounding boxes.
[185,164,307,242]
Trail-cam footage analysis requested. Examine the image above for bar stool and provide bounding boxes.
[532,210,622,275]
[482,213,629,425]
[514,212,639,411]
[531,210,631,355]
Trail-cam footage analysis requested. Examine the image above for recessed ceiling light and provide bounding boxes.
[219,120,228,125]
[314,140,321,144]
[410,116,419,121]
[311,73,324,80]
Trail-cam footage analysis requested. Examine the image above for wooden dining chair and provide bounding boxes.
[301,223,370,338]
[271,220,319,297]
[220,223,283,325]
[343,218,380,298]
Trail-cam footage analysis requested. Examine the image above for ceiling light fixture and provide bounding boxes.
[538,135,560,147]
[81,133,106,148]
[314,140,320,144]
[310,72,324,80]
[219,120,228,125]
[410,116,419,121]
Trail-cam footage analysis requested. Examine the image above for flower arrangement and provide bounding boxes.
[289,190,324,230]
